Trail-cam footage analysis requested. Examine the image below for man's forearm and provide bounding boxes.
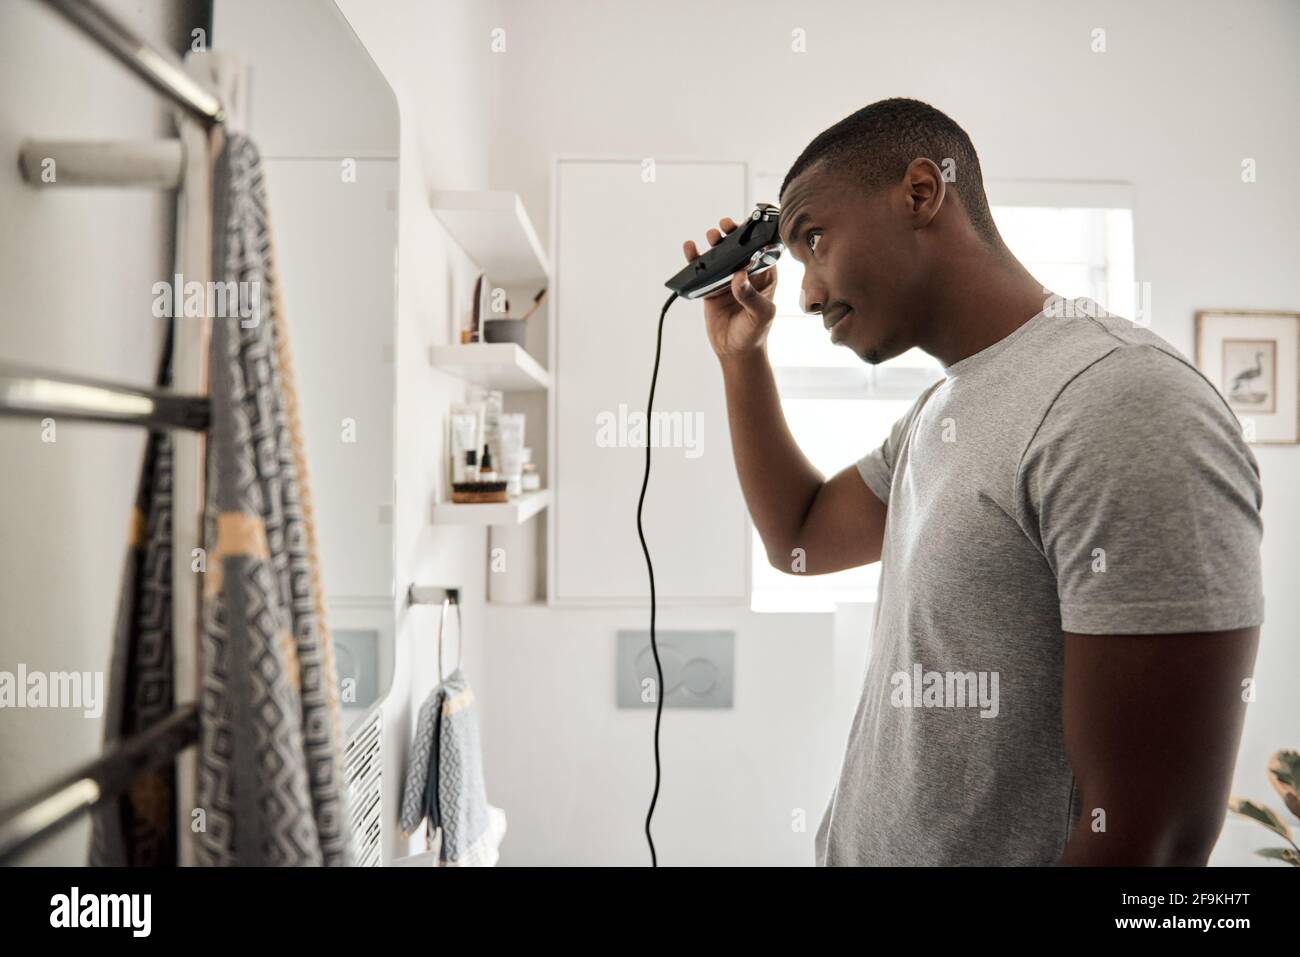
[718,346,823,561]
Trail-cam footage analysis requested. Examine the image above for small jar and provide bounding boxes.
[521,462,540,491]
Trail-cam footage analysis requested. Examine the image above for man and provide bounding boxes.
[683,98,1264,866]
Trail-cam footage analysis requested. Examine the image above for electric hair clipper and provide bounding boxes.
[665,203,783,300]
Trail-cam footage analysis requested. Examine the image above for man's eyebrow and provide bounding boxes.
[779,210,809,248]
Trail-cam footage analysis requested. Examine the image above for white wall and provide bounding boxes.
[0,0,208,865]
[480,0,1300,866]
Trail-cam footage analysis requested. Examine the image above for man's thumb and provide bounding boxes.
[732,269,755,301]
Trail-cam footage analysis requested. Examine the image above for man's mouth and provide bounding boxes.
[825,306,852,341]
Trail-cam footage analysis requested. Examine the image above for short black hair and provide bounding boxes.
[780,97,998,245]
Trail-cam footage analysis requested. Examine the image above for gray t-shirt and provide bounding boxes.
[814,295,1265,866]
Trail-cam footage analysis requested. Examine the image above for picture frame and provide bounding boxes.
[1195,309,1300,445]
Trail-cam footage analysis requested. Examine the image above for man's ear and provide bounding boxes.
[901,157,945,229]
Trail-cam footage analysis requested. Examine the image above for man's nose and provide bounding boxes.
[800,280,827,315]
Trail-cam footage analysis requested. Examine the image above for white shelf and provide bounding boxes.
[429,341,550,391]
[429,190,551,286]
[431,489,551,526]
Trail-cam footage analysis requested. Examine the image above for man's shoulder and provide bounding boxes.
[1031,302,1233,427]
[1021,328,1260,501]
[1008,303,1261,496]
[1054,332,1230,425]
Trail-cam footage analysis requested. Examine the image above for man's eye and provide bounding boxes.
[806,230,822,253]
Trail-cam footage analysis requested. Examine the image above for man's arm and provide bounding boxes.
[719,346,887,574]
[1057,626,1260,865]
[684,215,886,576]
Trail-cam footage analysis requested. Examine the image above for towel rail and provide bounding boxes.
[18,139,185,189]
[40,0,225,127]
[0,362,211,431]
[0,705,200,863]
[408,586,464,682]
[408,585,461,606]
[0,0,235,863]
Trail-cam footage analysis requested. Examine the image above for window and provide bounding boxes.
[750,175,1136,612]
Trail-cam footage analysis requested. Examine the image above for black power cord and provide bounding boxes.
[638,290,678,867]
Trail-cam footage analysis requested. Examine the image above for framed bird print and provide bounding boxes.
[1195,310,1300,444]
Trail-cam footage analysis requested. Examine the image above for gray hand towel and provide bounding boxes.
[399,669,492,864]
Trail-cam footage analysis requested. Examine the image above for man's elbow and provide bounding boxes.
[1159,813,1226,865]
[765,542,800,575]
[1060,806,1225,865]
[1133,797,1230,865]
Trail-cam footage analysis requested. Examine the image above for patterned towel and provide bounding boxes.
[196,132,351,866]
[399,669,498,865]
[91,132,348,867]
[89,328,179,867]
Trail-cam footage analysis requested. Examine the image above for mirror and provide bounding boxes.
[212,0,400,733]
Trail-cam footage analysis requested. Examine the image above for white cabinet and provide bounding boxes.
[550,159,751,604]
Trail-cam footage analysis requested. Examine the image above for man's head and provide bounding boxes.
[778,98,1005,363]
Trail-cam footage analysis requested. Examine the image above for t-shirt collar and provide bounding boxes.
[941,294,1071,378]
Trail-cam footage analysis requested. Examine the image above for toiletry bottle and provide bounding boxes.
[465,449,479,481]
[479,445,497,481]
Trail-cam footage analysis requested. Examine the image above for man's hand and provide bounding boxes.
[682,216,779,360]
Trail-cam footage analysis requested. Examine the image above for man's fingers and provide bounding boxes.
[709,216,745,245]
[751,265,777,292]
[684,215,744,261]
[731,268,754,300]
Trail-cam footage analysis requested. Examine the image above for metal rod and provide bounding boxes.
[40,0,225,127]
[0,362,210,431]
[169,98,218,866]
[18,138,184,189]
[0,705,199,863]
[408,585,460,606]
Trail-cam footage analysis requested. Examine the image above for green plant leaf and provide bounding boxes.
[1268,750,1300,820]
[1255,847,1300,865]
[1228,797,1293,840]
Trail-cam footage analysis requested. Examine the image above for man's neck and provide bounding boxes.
[917,251,1053,368]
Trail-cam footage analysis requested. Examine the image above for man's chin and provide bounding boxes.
[851,336,888,365]
[852,331,905,365]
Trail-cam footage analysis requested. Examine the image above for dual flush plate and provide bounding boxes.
[616,629,735,709]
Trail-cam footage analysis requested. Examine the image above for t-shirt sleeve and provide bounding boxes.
[856,381,941,505]
[1016,344,1265,635]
